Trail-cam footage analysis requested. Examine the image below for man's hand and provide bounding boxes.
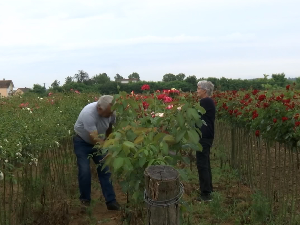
[90,131,105,146]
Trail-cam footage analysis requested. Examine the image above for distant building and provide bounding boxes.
[15,87,31,95]
[0,79,14,97]
[116,79,139,84]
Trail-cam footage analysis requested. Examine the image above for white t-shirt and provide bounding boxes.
[74,102,116,144]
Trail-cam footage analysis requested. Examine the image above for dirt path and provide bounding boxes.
[68,181,126,225]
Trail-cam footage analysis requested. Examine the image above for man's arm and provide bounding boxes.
[89,131,105,146]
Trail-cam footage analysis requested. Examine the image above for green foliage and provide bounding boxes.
[99,90,204,207]
[128,72,140,81]
[176,73,186,81]
[114,73,124,81]
[185,75,197,86]
[30,84,46,96]
[73,70,89,83]
[92,73,111,84]
[250,191,272,223]
[162,73,176,82]
[271,73,287,87]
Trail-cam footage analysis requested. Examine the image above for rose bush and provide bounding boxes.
[97,86,205,204]
[213,85,300,146]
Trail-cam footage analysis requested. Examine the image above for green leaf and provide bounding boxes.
[195,105,206,115]
[177,113,184,127]
[147,159,155,167]
[134,135,144,144]
[154,133,166,143]
[150,145,158,152]
[187,108,201,120]
[161,141,169,155]
[144,149,149,156]
[132,192,139,201]
[126,129,137,142]
[176,130,186,143]
[182,156,190,165]
[103,139,116,148]
[113,157,124,170]
[135,180,140,190]
[123,141,135,149]
[163,135,176,145]
[139,157,146,167]
[124,158,133,171]
[188,130,199,145]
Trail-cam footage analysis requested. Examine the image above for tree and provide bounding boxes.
[65,76,73,85]
[51,80,60,88]
[31,84,46,96]
[74,70,89,83]
[92,73,111,84]
[271,73,287,87]
[176,73,185,81]
[263,74,269,79]
[162,73,176,82]
[185,75,197,86]
[295,77,300,90]
[128,72,140,81]
[114,73,124,81]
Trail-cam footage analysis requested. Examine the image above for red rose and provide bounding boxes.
[157,94,166,100]
[244,94,250,100]
[295,121,300,127]
[258,94,266,101]
[163,97,173,103]
[252,89,259,95]
[142,101,149,109]
[141,84,150,90]
[252,110,258,120]
[273,118,277,123]
[286,85,290,90]
[294,114,300,119]
[255,130,260,137]
[282,117,288,122]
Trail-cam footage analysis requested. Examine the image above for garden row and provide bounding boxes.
[213,84,300,146]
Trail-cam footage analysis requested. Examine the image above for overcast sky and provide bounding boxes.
[0,0,299,89]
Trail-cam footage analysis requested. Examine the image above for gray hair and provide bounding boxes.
[97,95,114,110]
[197,80,214,96]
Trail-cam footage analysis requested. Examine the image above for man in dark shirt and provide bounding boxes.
[196,81,216,202]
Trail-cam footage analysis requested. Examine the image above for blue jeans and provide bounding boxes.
[73,135,116,204]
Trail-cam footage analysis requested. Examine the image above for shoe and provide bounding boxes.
[106,201,121,211]
[197,194,212,202]
[80,200,91,213]
[80,199,91,207]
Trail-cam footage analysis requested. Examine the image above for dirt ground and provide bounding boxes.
[66,158,254,225]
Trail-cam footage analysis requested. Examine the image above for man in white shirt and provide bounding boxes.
[73,95,120,210]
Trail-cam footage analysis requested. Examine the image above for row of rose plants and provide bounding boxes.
[213,84,300,147]
[0,86,205,222]
[0,91,94,180]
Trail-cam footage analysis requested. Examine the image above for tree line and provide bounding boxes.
[28,70,300,96]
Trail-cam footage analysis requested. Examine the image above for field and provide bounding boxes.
[0,84,300,224]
